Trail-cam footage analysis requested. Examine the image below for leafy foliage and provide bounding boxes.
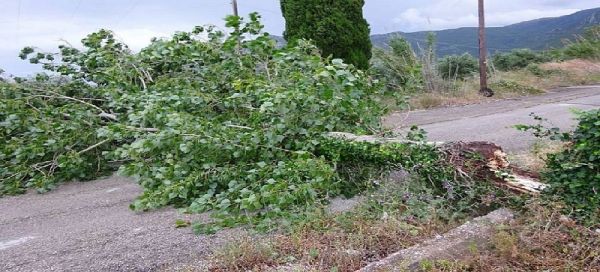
[543,110,600,224]
[280,0,372,69]
[437,54,478,80]
[1,14,391,231]
[517,110,600,225]
[491,49,551,71]
[371,36,423,93]
[1,77,120,194]
[563,25,600,60]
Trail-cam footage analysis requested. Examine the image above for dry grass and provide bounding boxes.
[208,210,454,272]
[540,59,600,78]
[407,59,600,110]
[509,140,566,173]
[421,202,600,272]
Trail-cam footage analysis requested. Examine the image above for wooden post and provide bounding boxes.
[232,0,239,17]
[478,0,493,97]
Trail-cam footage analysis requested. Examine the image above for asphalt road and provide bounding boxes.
[0,175,241,272]
[385,85,600,152]
[1,86,599,272]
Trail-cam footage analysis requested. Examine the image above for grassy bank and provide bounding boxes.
[409,59,600,110]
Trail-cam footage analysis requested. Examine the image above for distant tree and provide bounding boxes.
[280,0,372,69]
[371,36,423,92]
[563,25,600,60]
[437,54,479,80]
[492,49,550,71]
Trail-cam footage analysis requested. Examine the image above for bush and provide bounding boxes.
[544,110,600,224]
[371,36,423,93]
[517,110,600,225]
[437,54,478,80]
[490,79,543,95]
[563,26,600,60]
[492,49,551,71]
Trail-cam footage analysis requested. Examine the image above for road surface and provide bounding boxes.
[385,85,600,152]
[1,86,599,272]
[0,176,241,272]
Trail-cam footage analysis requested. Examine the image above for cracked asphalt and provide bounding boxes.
[1,85,599,272]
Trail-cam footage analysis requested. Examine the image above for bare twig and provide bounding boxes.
[77,139,111,154]
[226,124,253,130]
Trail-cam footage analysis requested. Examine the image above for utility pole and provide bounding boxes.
[478,0,493,97]
[232,0,239,17]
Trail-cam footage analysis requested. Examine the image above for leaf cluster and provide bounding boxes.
[1,14,388,231]
[437,53,479,80]
[517,110,600,225]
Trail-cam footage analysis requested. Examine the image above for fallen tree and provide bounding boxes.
[1,14,532,233]
[328,132,547,195]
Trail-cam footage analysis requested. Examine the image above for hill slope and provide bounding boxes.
[371,7,600,56]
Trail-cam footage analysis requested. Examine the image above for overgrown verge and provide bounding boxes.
[373,26,600,110]
[419,202,600,272]
[517,110,600,226]
[208,170,505,272]
[206,134,520,271]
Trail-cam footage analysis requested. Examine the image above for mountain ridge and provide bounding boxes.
[370,7,600,56]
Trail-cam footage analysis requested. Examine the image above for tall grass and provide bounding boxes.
[563,25,600,60]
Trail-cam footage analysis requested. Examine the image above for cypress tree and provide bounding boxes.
[280,0,372,70]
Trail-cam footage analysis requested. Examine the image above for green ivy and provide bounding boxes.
[517,110,600,225]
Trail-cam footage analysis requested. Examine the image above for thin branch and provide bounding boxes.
[225,124,253,130]
[27,91,118,121]
[125,126,159,132]
[77,139,111,154]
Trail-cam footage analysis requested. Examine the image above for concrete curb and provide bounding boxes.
[356,209,514,272]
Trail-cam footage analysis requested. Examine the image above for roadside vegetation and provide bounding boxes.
[1,9,599,272]
[372,25,600,110]
[418,202,600,272]
[1,14,502,235]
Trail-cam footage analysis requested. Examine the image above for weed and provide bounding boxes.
[210,236,280,272]
[415,94,444,109]
[489,79,543,95]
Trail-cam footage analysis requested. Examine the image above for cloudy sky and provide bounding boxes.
[1,0,598,75]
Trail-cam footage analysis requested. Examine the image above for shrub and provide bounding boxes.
[543,110,600,224]
[437,54,478,80]
[280,0,372,69]
[492,49,551,71]
[371,36,423,93]
[517,110,600,225]
[490,80,543,95]
[563,25,600,60]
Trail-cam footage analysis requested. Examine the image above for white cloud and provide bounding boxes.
[487,9,580,26]
[392,6,583,32]
[1,0,598,75]
[394,8,478,31]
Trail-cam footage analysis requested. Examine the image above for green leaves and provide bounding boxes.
[2,13,389,232]
[280,0,372,69]
[542,110,600,225]
[520,110,600,225]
